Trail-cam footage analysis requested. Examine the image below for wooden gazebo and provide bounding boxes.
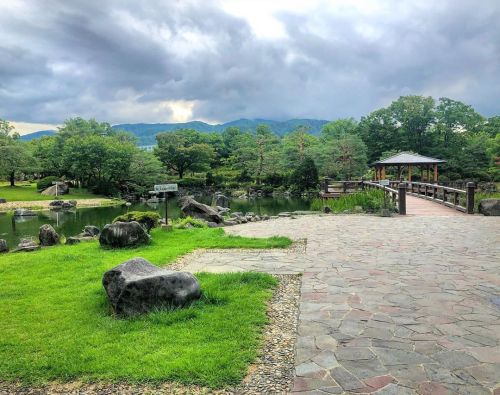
[371,152,446,182]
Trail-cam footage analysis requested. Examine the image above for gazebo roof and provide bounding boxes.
[371,152,446,166]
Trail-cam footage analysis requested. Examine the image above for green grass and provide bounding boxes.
[0,182,103,201]
[0,228,291,387]
[311,189,393,213]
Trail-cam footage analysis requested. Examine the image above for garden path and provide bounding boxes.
[182,215,500,394]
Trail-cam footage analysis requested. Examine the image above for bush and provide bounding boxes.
[89,180,120,197]
[172,216,208,229]
[113,211,160,232]
[290,157,319,193]
[311,189,393,213]
[176,177,206,188]
[36,176,59,191]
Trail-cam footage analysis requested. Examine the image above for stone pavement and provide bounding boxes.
[181,215,500,394]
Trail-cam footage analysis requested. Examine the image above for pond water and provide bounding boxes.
[0,197,312,247]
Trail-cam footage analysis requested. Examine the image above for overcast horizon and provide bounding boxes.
[1,0,500,135]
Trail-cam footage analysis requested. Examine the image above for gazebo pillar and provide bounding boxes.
[397,165,401,181]
[408,165,412,182]
[426,166,430,182]
[381,166,386,180]
[433,164,438,183]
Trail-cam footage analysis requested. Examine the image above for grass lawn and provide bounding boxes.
[0,182,103,201]
[0,228,291,388]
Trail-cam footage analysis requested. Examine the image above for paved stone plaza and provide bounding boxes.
[182,214,500,394]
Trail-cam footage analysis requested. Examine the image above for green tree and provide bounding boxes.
[155,129,215,178]
[389,95,435,153]
[290,157,319,192]
[321,118,358,140]
[281,126,318,168]
[125,150,165,196]
[317,135,368,180]
[0,119,35,186]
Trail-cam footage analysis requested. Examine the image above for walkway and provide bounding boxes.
[405,194,465,216]
[182,215,500,394]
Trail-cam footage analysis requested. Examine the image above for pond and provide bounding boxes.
[0,197,313,247]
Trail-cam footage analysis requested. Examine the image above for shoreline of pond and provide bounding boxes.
[0,198,124,213]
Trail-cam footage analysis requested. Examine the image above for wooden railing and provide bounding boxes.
[404,181,475,214]
[363,181,407,215]
[321,178,477,215]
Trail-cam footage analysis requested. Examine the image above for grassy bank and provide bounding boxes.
[0,228,291,387]
[311,189,391,213]
[0,182,102,202]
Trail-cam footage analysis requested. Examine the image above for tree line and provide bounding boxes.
[1,95,498,197]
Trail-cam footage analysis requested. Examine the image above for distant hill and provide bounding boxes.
[21,118,330,145]
[20,130,56,141]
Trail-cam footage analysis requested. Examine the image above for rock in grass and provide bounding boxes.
[0,239,8,253]
[82,225,100,237]
[0,198,7,203]
[99,221,150,248]
[102,257,201,316]
[479,199,500,216]
[66,236,94,245]
[39,224,60,246]
[13,238,40,252]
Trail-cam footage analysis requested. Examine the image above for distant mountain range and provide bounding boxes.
[20,118,329,145]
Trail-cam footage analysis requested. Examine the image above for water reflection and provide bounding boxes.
[0,196,312,247]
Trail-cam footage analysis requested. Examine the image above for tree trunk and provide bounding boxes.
[178,169,184,179]
[9,171,15,186]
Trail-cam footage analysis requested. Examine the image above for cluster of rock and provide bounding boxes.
[179,196,224,224]
[102,257,201,316]
[222,212,272,226]
[67,225,101,245]
[49,200,77,210]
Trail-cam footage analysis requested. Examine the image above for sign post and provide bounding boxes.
[154,184,178,225]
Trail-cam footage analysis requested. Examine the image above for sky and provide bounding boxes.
[1,0,499,135]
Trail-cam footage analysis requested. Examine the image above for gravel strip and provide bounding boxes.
[0,274,301,395]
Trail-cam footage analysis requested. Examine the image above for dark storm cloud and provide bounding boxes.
[0,0,499,124]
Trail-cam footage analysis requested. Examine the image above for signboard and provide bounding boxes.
[154,184,178,192]
[379,180,390,186]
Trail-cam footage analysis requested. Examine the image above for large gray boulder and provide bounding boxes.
[41,183,69,196]
[179,196,223,223]
[82,225,100,237]
[479,199,500,216]
[39,224,60,246]
[99,221,151,248]
[0,239,8,253]
[212,192,230,208]
[13,238,40,252]
[102,257,201,316]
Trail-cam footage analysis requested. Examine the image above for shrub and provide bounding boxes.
[36,176,59,191]
[311,189,393,213]
[177,177,206,188]
[172,216,208,229]
[290,157,319,193]
[113,211,160,232]
[89,180,120,197]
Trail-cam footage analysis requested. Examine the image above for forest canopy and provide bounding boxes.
[1,95,499,196]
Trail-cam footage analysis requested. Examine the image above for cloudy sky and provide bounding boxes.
[1,0,499,134]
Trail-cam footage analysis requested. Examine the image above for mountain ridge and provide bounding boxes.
[20,118,330,145]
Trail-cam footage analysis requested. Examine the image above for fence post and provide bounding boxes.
[398,183,407,215]
[361,178,365,190]
[323,177,330,194]
[466,182,475,214]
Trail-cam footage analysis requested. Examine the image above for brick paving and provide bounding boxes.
[182,215,500,394]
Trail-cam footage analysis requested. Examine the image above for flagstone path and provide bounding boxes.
[182,214,500,394]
